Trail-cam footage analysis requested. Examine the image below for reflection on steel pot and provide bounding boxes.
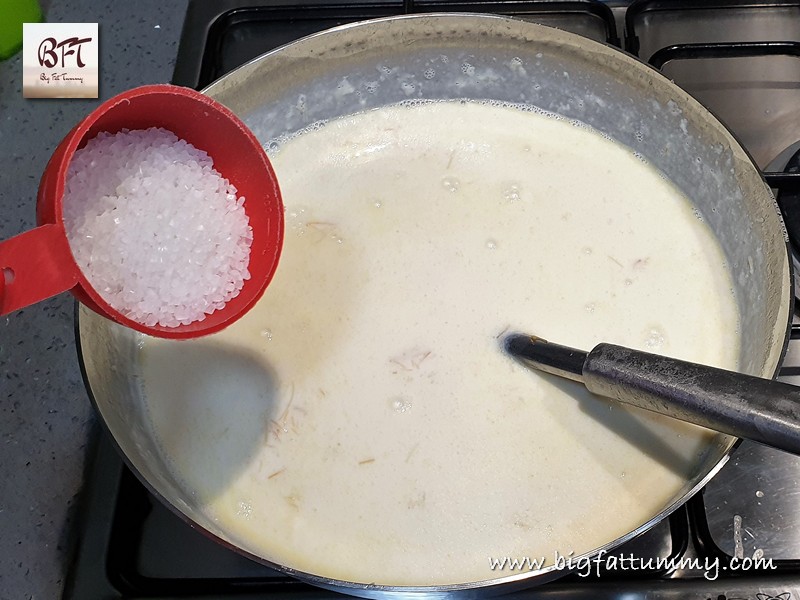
[77,14,792,598]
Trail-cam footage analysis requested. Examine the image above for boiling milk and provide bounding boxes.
[140,101,740,585]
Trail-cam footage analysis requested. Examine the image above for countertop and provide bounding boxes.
[0,1,188,597]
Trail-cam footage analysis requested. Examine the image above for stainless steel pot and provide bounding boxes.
[77,14,794,597]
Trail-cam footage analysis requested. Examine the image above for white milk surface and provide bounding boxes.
[140,101,740,586]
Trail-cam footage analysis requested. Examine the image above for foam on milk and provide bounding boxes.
[139,101,740,586]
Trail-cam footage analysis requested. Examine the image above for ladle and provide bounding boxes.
[505,333,800,456]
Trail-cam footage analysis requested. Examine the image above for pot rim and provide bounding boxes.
[75,12,795,596]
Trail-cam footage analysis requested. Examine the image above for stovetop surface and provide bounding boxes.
[64,1,800,599]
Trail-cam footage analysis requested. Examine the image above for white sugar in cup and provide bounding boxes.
[0,85,284,339]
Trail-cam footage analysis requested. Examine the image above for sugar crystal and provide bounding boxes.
[63,127,252,328]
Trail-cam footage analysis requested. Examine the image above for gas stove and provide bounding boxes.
[64,2,800,599]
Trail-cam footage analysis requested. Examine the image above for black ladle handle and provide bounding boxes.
[504,334,800,456]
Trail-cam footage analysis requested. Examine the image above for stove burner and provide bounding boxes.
[777,145,800,257]
[64,1,800,599]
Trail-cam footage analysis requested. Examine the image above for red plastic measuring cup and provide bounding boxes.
[0,84,284,339]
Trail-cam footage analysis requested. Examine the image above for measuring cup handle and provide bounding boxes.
[0,224,81,316]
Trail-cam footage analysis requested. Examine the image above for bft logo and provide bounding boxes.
[37,36,93,69]
[23,23,98,99]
